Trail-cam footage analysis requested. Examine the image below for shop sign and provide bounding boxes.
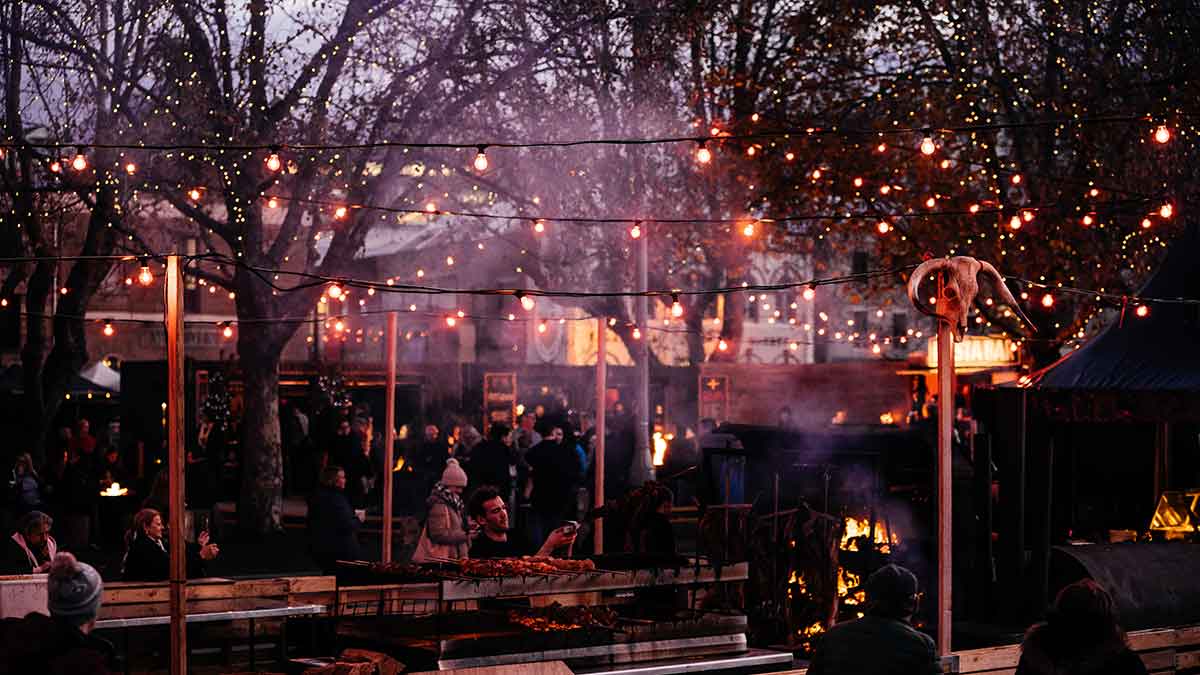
[925,335,1017,368]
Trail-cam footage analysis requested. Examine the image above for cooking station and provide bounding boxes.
[330,557,793,673]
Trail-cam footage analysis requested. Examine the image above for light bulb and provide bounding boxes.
[267,197,278,209]
[696,143,712,164]
[334,205,348,219]
[853,177,863,187]
[745,146,756,157]
[1154,125,1171,144]
[717,339,728,351]
[1141,218,1152,229]
[872,343,882,354]
[265,152,282,172]
[334,319,346,332]
[0,298,6,307]
[802,286,816,301]
[811,168,822,180]
[71,152,88,171]
[1135,304,1149,318]
[425,201,437,213]
[102,321,114,337]
[1011,174,1022,185]
[1022,210,1034,222]
[1041,293,1054,308]
[785,152,795,161]
[742,222,756,237]
[533,220,545,233]
[876,143,887,153]
[632,327,641,339]
[537,321,547,334]
[630,223,642,239]
[519,294,535,311]
[925,197,936,208]
[877,221,891,234]
[222,323,234,338]
[473,148,489,172]
[1009,215,1022,230]
[1160,203,1173,219]
[188,188,202,201]
[968,204,980,214]
[124,162,137,175]
[919,136,936,155]
[1081,214,1093,226]
[137,262,153,286]
[49,161,62,173]
[671,294,683,318]
[327,283,343,299]
[446,256,455,266]
[879,185,891,195]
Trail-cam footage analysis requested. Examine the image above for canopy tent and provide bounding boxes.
[1028,222,1200,392]
[0,362,119,395]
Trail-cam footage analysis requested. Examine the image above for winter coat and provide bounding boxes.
[0,533,56,575]
[0,613,117,675]
[1015,622,1147,675]
[10,474,41,514]
[469,440,515,498]
[307,486,362,566]
[806,615,941,675]
[121,533,206,581]
[412,488,470,561]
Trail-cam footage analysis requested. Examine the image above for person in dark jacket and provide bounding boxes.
[121,508,219,581]
[0,552,116,675]
[0,511,56,575]
[307,465,363,572]
[1016,579,1147,675]
[525,427,583,545]
[469,423,516,504]
[806,564,940,675]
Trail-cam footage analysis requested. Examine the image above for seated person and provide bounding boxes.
[0,511,56,575]
[467,485,576,559]
[121,508,219,581]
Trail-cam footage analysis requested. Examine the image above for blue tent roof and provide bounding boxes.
[1030,223,1200,391]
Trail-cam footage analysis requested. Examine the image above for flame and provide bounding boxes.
[100,482,129,497]
[393,456,406,472]
[879,412,895,425]
[798,622,824,638]
[652,432,668,466]
[840,516,898,553]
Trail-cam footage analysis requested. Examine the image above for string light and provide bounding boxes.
[802,285,816,301]
[48,161,62,173]
[1159,204,1173,219]
[741,221,756,237]
[1009,215,1022,230]
[717,339,728,351]
[533,219,545,234]
[695,140,712,164]
[137,259,154,286]
[1141,218,1153,229]
[188,188,202,201]
[516,291,535,311]
[265,148,282,172]
[70,151,87,172]
[266,197,279,209]
[425,202,437,213]
[630,223,642,239]
[1135,304,1150,318]
[327,283,343,300]
[124,162,137,175]
[919,135,936,155]
[334,205,348,219]
[334,318,346,332]
[221,322,234,338]
[877,221,891,235]
[102,320,114,337]
[1153,125,1171,144]
[473,145,489,172]
[538,321,548,333]
[632,327,642,339]
[670,293,684,318]
[1011,174,1023,185]
[1041,293,1054,308]
[1081,214,1094,226]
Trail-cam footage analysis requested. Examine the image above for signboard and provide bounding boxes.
[925,336,1017,369]
[483,372,517,432]
[698,374,730,423]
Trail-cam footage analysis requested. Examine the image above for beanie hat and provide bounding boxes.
[47,552,103,626]
[441,458,468,488]
[866,563,919,618]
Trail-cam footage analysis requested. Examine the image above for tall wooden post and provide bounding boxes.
[633,227,652,484]
[382,312,398,562]
[936,272,955,656]
[594,317,607,555]
[166,255,188,675]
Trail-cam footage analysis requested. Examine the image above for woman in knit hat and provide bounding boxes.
[0,552,116,674]
[412,458,473,561]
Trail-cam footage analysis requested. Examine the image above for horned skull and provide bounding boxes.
[906,256,1035,342]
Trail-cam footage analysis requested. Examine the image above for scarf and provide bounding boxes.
[11,531,56,572]
[432,482,465,514]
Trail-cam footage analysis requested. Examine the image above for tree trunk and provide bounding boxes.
[237,344,285,533]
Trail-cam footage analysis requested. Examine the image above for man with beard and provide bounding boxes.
[466,486,576,559]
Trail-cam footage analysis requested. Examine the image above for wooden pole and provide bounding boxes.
[633,228,652,484]
[936,272,955,656]
[166,255,188,675]
[382,312,398,562]
[594,316,607,555]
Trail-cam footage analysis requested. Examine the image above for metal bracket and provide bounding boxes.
[940,653,960,674]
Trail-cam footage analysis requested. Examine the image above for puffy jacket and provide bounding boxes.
[412,492,469,561]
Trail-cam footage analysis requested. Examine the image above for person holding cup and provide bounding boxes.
[307,465,363,573]
[121,507,219,581]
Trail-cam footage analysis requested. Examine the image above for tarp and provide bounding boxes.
[1029,223,1200,391]
[0,364,118,395]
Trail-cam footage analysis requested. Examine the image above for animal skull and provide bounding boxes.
[906,256,1035,342]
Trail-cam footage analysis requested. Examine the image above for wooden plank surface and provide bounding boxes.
[412,660,573,675]
[957,644,1022,672]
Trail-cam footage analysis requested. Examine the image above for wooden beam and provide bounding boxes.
[382,311,398,562]
[936,271,955,655]
[166,254,187,674]
[594,316,607,555]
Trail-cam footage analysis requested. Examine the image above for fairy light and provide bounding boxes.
[670,293,684,318]
[968,204,980,214]
[334,318,346,332]
[1011,174,1023,185]
[267,197,279,209]
[538,321,548,334]
[137,259,154,286]
[48,161,62,173]
[925,197,936,208]
[632,327,642,339]
[1009,215,1022,230]
[124,162,137,175]
[516,291,536,311]
[425,201,437,213]
[1154,125,1171,144]
[446,256,455,266]
[473,145,489,172]
[811,168,822,180]
[102,320,114,337]
[853,177,863,187]
[327,283,343,300]
[1141,218,1153,229]
[1081,214,1094,226]
[1022,210,1035,223]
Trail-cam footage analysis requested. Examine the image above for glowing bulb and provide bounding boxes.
[746,145,756,157]
[630,224,642,239]
[1141,218,1152,229]
[877,221,891,234]
[446,256,455,266]
[417,269,425,278]
[49,161,62,173]
[519,293,535,311]
[872,343,882,354]
[137,262,153,286]
[71,153,87,171]
[334,205,348,219]
[538,321,548,334]
[1022,210,1034,222]
[968,204,980,214]
[0,298,5,306]
[267,197,278,209]
[925,197,936,208]
[474,148,489,172]
[811,168,822,180]
[334,319,346,332]
[802,286,816,301]
[853,177,863,187]
[1011,174,1022,185]
[939,159,950,169]
[102,321,114,337]
[327,283,343,299]
[222,323,234,338]
[444,316,456,328]
[265,152,282,172]
[876,143,886,153]
[1009,215,1022,230]
[124,162,137,175]
[671,294,684,318]
[742,221,756,237]
[425,201,437,213]
[1041,293,1054,308]
[1081,214,1093,226]
[717,339,728,352]
[1154,125,1171,144]
[632,327,641,339]
[533,219,545,233]
[785,152,795,161]
[919,136,936,155]
[1135,304,1149,318]
[1160,203,1173,219]
[695,144,712,164]
[1089,188,1099,197]
[879,185,891,195]
[188,188,201,201]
